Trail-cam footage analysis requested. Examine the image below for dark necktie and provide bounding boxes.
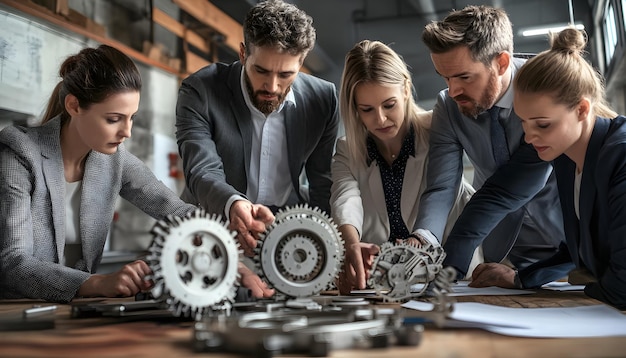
[489,106,509,167]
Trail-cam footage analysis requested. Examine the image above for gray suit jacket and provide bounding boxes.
[0,117,197,302]
[414,57,566,276]
[176,61,339,215]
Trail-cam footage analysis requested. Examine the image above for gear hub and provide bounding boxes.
[255,204,344,298]
[147,209,240,319]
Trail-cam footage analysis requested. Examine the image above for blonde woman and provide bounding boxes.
[331,40,474,294]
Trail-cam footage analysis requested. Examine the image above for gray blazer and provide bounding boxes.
[414,57,566,276]
[176,61,339,215]
[0,117,197,302]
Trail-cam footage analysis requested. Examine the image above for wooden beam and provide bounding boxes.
[173,0,311,73]
[0,0,181,76]
[185,50,210,74]
[172,0,243,54]
[152,7,209,54]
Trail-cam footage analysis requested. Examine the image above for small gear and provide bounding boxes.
[255,204,344,298]
[368,242,446,302]
[147,209,240,319]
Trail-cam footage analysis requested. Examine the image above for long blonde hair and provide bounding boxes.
[339,40,429,165]
[514,28,616,119]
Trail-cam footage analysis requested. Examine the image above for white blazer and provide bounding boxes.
[330,113,474,247]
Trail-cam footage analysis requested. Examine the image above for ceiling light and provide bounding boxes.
[519,23,585,37]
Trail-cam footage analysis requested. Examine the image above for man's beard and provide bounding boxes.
[455,68,500,118]
[245,73,287,115]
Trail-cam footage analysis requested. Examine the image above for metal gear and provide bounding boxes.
[368,242,446,302]
[193,307,423,356]
[255,204,344,298]
[147,209,240,319]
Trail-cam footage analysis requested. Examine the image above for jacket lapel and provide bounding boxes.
[402,133,428,225]
[79,152,98,271]
[229,62,253,184]
[79,151,120,272]
[284,80,305,193]
[556,158,580,267]
[366,161,387,224]
[577,117,610,275]
[365,126,428,236]
[40,119,66,262]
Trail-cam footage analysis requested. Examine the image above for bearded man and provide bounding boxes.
[175,0,339,257]
[413,5,571,289]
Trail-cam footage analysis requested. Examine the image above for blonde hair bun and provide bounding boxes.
[551,27,587,55]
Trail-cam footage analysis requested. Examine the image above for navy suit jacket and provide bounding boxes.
[520,116,626,309]
[175,61,339,215]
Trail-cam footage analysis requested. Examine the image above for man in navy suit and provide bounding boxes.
[412,5,572,286]
[175,0,339,256]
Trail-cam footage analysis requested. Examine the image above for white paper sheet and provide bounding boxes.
[402,300,626,338]
[445,281,535,296]
[353,281,534,296]
[541,281,585,291]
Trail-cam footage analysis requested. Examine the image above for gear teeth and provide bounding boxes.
[255,204,344,298]
[146,208,239,319]
[368,240,445,302]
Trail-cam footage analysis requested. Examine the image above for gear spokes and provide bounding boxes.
[147,209,240,319]
[255,204,344,298]
[368,242,447,302]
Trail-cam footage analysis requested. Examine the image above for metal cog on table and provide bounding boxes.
[254,204,344,298]
[368,242,446,302]
[147,209,240,319]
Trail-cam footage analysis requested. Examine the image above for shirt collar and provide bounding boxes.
[494,60,518,110]
[240,67,296,116]
[366,123,416,166]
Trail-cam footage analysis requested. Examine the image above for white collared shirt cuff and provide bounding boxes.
[414,229,440,247]
[225,195,249,221]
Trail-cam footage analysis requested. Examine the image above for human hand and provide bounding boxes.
[396,236,422,247]
[238,262,275,298]
[397,229,440,247]
[229,200,275,257]
[336,242,380,294]
[469,262,516,288]
[78,260,153,298]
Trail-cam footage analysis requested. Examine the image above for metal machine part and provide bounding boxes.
[255,204,344,298]
[146,209,240,319]
[193,307,423,357]
[367,242,451,302]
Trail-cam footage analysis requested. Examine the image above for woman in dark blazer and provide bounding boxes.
[0,45,272,303]
[471,28,626,309]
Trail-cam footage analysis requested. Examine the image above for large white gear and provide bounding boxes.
[255,204,344,298]
[368,242,446,302]
[147,209,240,318]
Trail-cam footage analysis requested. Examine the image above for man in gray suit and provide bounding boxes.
[175,0,339,256]
[412,5,573,288]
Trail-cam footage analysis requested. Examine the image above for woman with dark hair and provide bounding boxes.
[0,45,273,302]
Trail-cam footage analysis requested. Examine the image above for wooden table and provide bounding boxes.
[0,290,624,358]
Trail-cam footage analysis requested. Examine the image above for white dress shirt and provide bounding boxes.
[224,69,296,218]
